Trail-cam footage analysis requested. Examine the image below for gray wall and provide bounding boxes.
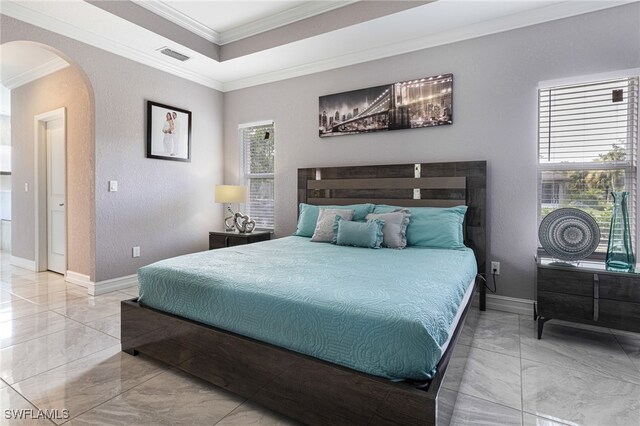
[223,4,640,301]
[11,66,94,277]
[2,15,224,282]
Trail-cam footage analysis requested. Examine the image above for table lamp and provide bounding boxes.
[215,185,247,232]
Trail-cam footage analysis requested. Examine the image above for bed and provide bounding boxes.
[121,161,487,425]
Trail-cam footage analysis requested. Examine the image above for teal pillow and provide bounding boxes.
[373,204,467,248]
[295,203,374,237]
[332,217,384,249]
[310,208,354,243]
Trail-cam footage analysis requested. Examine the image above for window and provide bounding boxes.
[240,122,275,230]
[538,76,639,254]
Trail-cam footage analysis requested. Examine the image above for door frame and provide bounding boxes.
[33,107,66,273]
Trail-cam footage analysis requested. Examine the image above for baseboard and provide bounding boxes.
[10,255,36,271]
[90,274,138,296]
[65,271,92,289]
[486,294,534,317]
[66,272,138,296]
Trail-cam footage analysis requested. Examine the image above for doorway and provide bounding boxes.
[34,108,66,274]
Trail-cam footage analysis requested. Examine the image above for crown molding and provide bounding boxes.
[135,0,358,46]
[2,57,70,89]
[219,0,359,45]
[222,0,633,92]
[1,0,224,91]
[136,0,221,44]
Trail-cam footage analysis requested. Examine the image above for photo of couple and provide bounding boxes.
[162,111,180,156]
[147,101,192,162]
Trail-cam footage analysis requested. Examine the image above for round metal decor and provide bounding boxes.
[538,208,600,261]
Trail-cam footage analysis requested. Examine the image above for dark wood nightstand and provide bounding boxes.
[209,230,271,250]
[535,257,640,339]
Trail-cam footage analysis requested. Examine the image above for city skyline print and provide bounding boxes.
[319,73,453,138]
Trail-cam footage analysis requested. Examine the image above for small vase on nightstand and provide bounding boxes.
[606,191,634,271]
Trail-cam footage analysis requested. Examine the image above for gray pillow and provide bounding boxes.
[365,208,411,249]
[311,208,354,242]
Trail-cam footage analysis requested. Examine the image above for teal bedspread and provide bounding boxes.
[138,236,477,380]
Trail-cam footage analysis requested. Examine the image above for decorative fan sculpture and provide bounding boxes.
[538,208,600,261]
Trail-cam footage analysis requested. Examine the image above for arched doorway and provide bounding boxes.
[0,41,95,282]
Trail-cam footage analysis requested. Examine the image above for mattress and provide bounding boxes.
[138,236,477,381]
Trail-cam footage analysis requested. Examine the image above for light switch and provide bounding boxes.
[109,180,118,192]
[24,183,29,192]
[132,246,140,258]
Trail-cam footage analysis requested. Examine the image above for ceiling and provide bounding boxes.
[157,1,314,33]
[0,43,69,90]
[0,0,633,92]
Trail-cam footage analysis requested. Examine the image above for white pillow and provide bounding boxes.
[311,208,354,242]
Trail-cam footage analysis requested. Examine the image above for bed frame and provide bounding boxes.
[121,161,486,425]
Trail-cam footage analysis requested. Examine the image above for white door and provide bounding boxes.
[46,117,65,274]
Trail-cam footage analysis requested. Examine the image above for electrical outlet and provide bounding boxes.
[109,180,118,192]
[132,246,140,258]
[491,261,501,275]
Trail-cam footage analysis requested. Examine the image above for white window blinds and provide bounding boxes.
[538,76,639,253]
[240,122,275,230]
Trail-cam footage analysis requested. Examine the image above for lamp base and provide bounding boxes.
[224,214,235,232]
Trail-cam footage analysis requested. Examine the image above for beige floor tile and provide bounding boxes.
[68,369,244,426]
[0,311,75,349]
[0,290,26,304]
[8,280,77,299]
[522,358,640,426]
[612,330,640,373]
[118,286,139,298]
[449,392,523,426]
[14,345,166,424]
[0,323,119,384]
[520,317,640,385]
[216,401,300,425]
[0,299,48,323]
[52,293,124,324]
[24,290,86,310]
[85,314,120,339]
[457,346,522,410]
[0,386,53,425]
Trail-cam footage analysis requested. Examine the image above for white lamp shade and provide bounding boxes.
[215,185,246,203]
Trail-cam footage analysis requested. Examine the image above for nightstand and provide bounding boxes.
[535,257,640,339]
[209,230,271,250]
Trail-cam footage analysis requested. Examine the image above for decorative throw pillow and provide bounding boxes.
[332,217,385,249]
[295,203,374,237]
[373,205,467,248]
[365,208,411,249]
[310,208,354,242]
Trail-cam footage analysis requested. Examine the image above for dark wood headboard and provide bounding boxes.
[297,161,487,276]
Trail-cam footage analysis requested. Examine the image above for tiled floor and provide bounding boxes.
[1,251,639,425]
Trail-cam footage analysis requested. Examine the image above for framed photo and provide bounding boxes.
[146,101,192,162]
[319,73,453,138]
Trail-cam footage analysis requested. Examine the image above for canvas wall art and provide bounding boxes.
[319,74,453,137]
